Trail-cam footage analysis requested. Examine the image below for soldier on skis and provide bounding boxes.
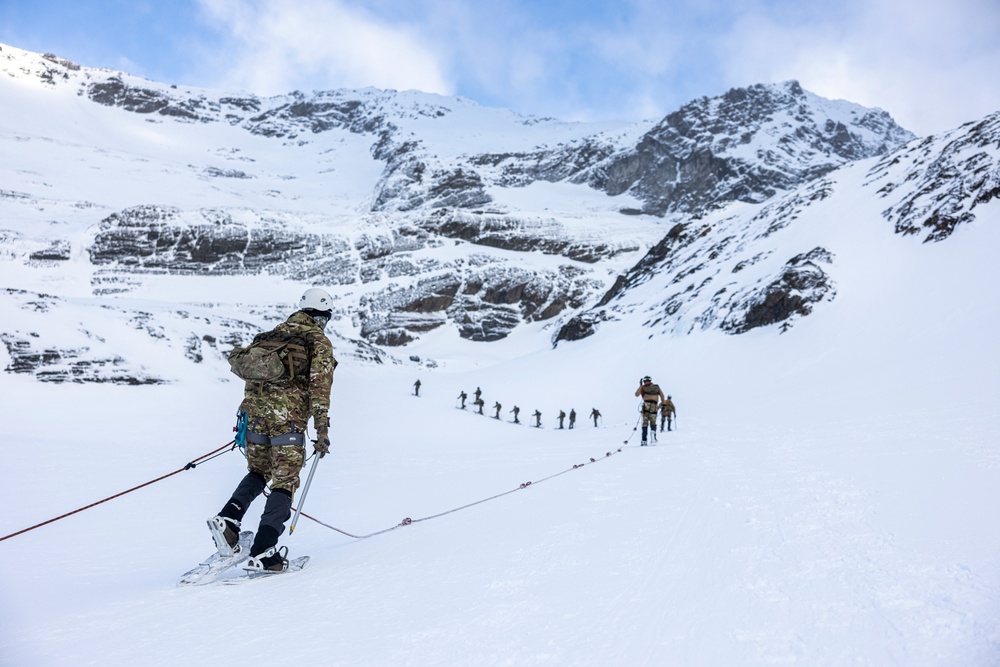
[457,391,467,409]
[209,288,338,573]
[493,401,502,419]
[590,408,601,427]
[413,379,421,397]
[558,410,566,429]
[533,409,542,428]
[568,409,576,429]
[635,376,665,446]
[510,405,520,424]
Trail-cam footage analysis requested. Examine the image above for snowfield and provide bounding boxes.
[2,206,998,664]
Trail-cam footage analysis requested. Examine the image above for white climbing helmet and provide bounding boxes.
[298,287,333,313]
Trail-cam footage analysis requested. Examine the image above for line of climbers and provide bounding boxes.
[453,386,603,429]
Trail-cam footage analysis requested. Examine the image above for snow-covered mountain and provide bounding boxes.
[4,41,973,384]
[3,41,1000,666]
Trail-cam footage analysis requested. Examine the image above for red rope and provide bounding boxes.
[0,441,236,543]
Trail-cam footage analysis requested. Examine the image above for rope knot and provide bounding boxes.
[519,481,532,489]
[400,517,413,526]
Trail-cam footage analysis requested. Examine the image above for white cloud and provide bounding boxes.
[714,0,1000,135]
[195,0,453,96]
[185,0,1000,134]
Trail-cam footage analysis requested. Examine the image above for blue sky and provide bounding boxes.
[2,0,998,135]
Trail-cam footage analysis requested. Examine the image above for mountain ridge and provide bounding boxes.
[2,41,995,384]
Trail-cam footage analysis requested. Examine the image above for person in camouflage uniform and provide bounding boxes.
[209,288,337,572]
[510,405,520,424]
[635,376,665,446]
[660,395,676,432]
[568,409,576,429]
[558,410,566,429]
[493,401,502,419]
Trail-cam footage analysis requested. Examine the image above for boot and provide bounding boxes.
[245,545,289,572]
[207,515,241,554]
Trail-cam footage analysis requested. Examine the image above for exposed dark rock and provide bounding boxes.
[29,240,71,261]
[448,300,522,342]
[553,310,611,344]
[87,78,210,121]
[720,247,835,334]
[873,111,1000,242]
[580,81,912,215]
[88,206,356,281]
[415,210,638,263]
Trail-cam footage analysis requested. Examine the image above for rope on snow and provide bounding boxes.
[0,441,237,543]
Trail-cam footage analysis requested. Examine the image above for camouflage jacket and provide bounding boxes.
[240,311,337,436]
[660,399,676,416]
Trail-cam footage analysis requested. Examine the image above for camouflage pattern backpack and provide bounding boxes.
[227,328,311,384]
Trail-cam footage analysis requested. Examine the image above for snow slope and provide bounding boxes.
[1,190,998,665]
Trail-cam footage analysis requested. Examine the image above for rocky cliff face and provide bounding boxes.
[554,110,1000,344]
[869,111,1000,243]
[579,81,913,215]
[5,41,983,384]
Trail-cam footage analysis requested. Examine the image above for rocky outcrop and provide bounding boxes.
[578,81,913,215]
[87,206,359,282]
[870,111,1000,242]
[719,248,835,334]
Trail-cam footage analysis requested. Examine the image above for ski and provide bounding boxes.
[220,556,310,585]
[177,530,254,586]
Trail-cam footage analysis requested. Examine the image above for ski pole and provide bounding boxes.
[290,453,320,534]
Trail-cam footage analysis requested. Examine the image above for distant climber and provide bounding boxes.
[660,395,676,432]
[635,376,665,446]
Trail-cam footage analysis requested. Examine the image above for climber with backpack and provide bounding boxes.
[634,375,665,446]
[209,287,338,573]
